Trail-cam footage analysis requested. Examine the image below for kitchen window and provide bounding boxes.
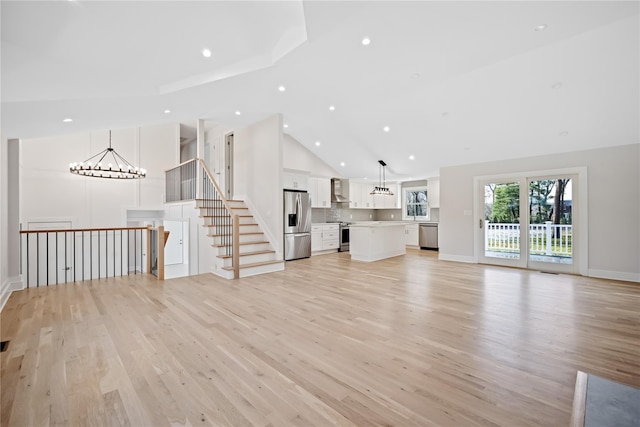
[402,186,429,220]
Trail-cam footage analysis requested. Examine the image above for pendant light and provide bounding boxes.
[69,131,146,179]
[370,160,394,195]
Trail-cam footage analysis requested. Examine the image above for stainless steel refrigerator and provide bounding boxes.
[284,190,311,260]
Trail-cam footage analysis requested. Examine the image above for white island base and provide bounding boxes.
[350,222,406,262]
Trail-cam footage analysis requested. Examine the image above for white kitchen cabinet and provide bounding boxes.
[405,223,419,247]
[309,177,331,208]
[322,224,339,250]
[349,182,362,208]
[311,225,323,252]
[372,183,400,209]
[360,183,374,209]
[311,223,339,254]
[427,178,440,208]
[283,170,309,191]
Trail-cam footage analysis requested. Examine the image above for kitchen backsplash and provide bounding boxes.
[311,205,376,223]
[312,205,440,223]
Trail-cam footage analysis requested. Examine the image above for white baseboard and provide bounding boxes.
[588,269,640,283]
[438,253,477,263]
[1,276,24,312]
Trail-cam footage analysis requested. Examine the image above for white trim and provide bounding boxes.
[1,276,24,312]
[588,269,640,283]
[401,185,429,221]
[438,253,477,263]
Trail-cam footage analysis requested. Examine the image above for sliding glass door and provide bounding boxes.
[480,180,526,268]
[478,174,578,273]
[527,176,575,273]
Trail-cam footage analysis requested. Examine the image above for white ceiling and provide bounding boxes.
[2,1,638,180]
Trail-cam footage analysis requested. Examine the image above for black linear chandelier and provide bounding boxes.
[370,160,394,196]
[69,131,146,179]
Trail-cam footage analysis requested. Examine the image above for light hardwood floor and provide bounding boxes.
[1,250,639,426]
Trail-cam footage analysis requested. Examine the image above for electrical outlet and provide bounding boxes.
[369,214,372,219]
[391,214,394,219]
[350,214,353,219]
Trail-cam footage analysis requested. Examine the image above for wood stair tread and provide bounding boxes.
[195,198,244,203]
[213,240,269,247]
[222,260,283,271]
[217,250,275,259]
[198,214,253,218]
[203,222,260,227]
[207,231,264,237]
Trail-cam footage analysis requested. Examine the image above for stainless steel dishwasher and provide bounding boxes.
[419,223,438,250]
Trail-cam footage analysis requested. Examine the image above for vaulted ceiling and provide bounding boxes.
[2,1,638,180]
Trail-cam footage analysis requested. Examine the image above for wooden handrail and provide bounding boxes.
[197,159,235,214]
[20,227,149,234]
[164,157,199,173]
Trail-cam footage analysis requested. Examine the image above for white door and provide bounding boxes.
[163,220,184,265]
[225,133,234,200]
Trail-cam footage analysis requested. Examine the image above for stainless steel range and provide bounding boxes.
[339,222,351,252]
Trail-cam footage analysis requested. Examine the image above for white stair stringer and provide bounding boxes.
[196,199,284,279]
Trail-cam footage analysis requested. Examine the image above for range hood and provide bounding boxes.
[331,178,350,203]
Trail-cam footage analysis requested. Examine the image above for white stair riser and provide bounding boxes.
[204,223,260,233]
[216,242,271,255]
[196,199,245,208]
[211,233,265,245]
[199,208,251,216]
[219,252,277,268]
[239,262,285,278]
[201,216,255,225]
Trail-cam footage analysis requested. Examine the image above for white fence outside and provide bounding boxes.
[485,221,572,257]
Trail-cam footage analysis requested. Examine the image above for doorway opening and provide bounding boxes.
[163,219,189,279]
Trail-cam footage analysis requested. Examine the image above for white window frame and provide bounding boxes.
[402,186,429,220]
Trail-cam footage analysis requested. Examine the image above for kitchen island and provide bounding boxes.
[349,222,406,262]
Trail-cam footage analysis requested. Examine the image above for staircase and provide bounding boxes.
[196,198,284,279]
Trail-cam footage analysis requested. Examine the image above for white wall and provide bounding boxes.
[439,143,640,282]
[20,124,179,229]
[283,134,342,178]
[1,138,22,311]
[234,114,283,255]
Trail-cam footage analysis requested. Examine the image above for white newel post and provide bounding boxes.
[545,221,553,255]
[196,119,205,199]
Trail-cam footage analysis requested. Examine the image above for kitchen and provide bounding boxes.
[283,170,440,261]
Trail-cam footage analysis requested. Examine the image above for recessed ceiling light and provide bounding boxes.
[164,109,171,114]
[284,124,289,128]
[202,48,212,58]
[442,112,449,117]
[362,37,371,46]
[534,24,547,32]
[552,82,563,90]
[364,177,368,180]
[559,131,569,137]
[235,111,241,116]
[383,126,390,132]
[278,85,286,92]
[463,146,471,151]
[409,155,415,160]
[329,105,335,111]
[63,118,73,123]
[315,141,321,146]
[410,73,421,79]
[340,162,346,167]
